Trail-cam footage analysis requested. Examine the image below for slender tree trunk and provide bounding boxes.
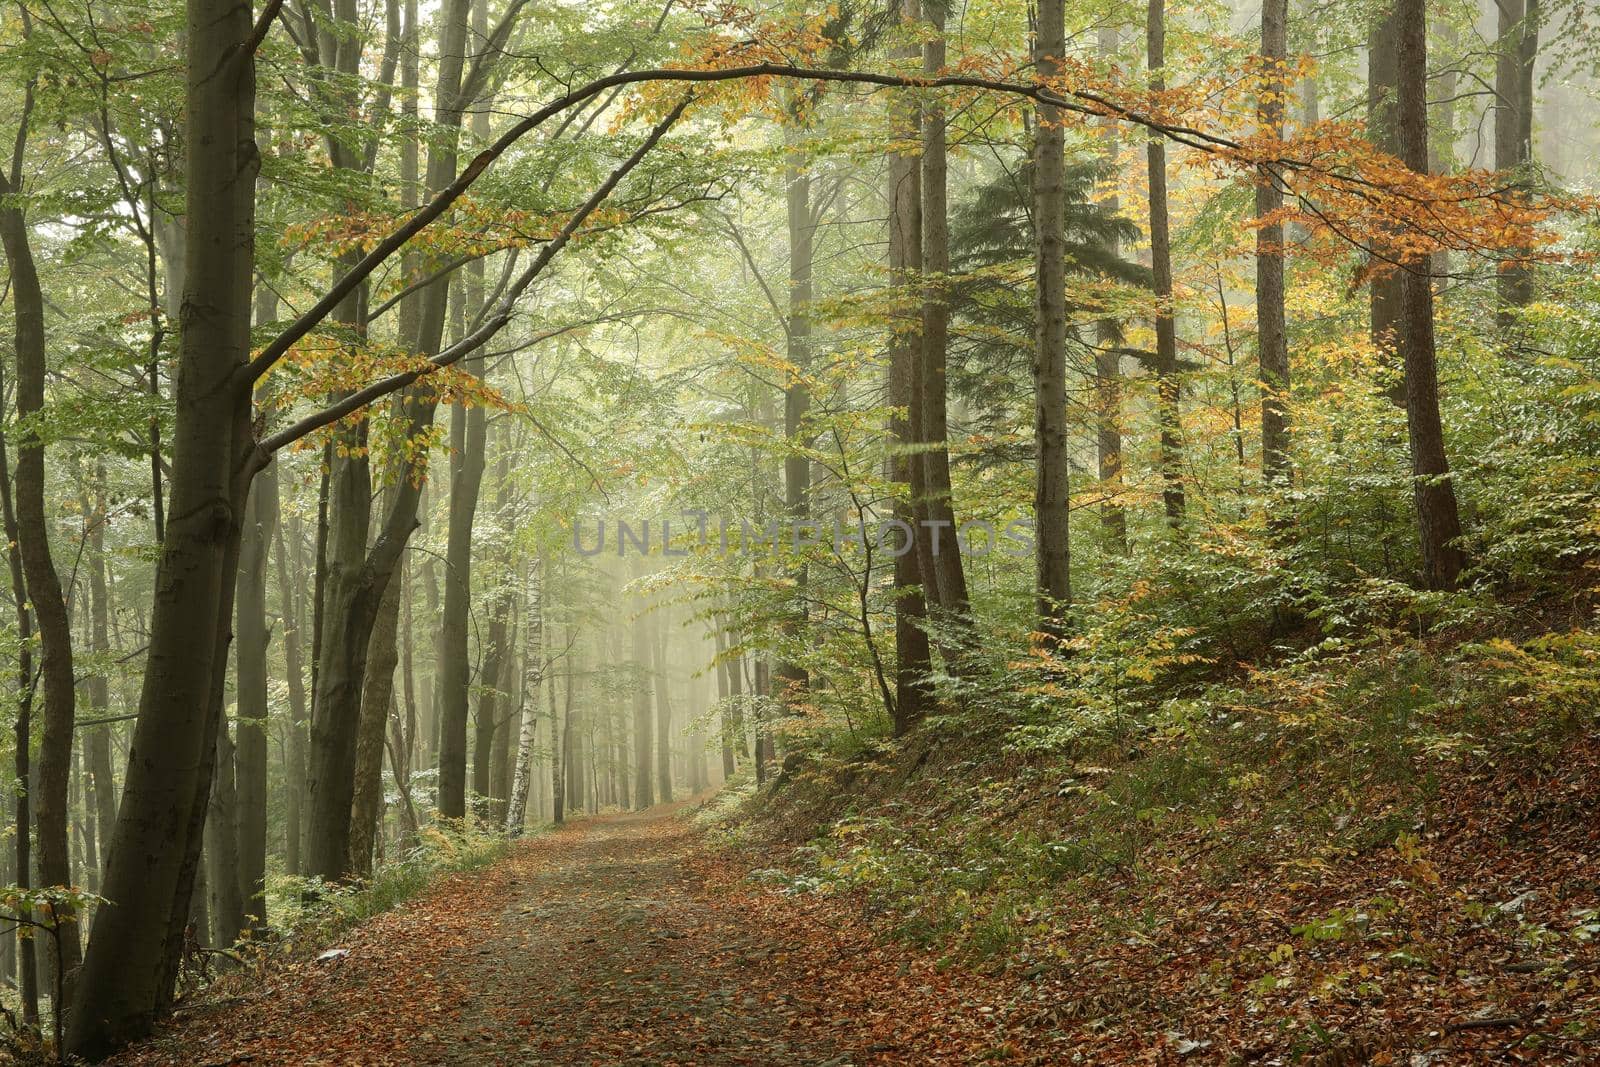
[474,447,513,819]
[564,650,584,812]
[1148,0,1185,527]
[1095,29,1129,557]
[445,0,497,820]
[631,587,654,809]
[440,395,487,818]
[688,671,709,793]
[0,126,83,1003]
[349,566,401,878]
[1033,0,1071,627]
[85,469,119,876]
[612,628,630,809]
[67,0,260,1049]
[232,471,270,936]
[205,715,245,949]
[476,594,511,818]
[775,123,812,707]
[549,615,566,825]
[234,286,277,929]
[72,742,90,892]
[489,640,515,820]
[505,569,542,833]
[888,0,933,733]
[1368,0,1403,401]
[275,514,308,875]
[713,620,736,778]
[1257,0,1291,486]
[0,781,17,999]
[1494,0,1537,320]
[1299,0,1320,128]
[0,408,41,1026]
[651,613,674,803]
[386,556,422,848]
[921,5,972,630]
[1395,0,1466,590]
[753,658,773,776]
[422,539,441,767]
[719,615,749,760]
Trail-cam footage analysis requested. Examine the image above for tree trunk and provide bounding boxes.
[349,566,402,878]
[0,404,42,1026]
[549,617,566,825]
[921,4,972,630]
[449,0,498,820]
[0,122,83,1003]
[1095,28,1129,557]
[631,588,655,809]
[753,658,773,775]
[234,284,277,927]
[474,447,513,820]
[505,569,542,833]
[387,556,422,848]
[1494,0,1537,319]
[1257,0,1291,486]
[713,620,736,778]
[439,395,487,819]
[72,742,90,892]
[1395,0,1466,591]
[651,614,674,803]
[1148,0,1185,527]
[1033,0,1071,627]
[564,649,584,813]
[774,124,812,707]
[305,414,376,878]
[233,469,270,935]
[67,0,259,1052]
[275,513,309,875]
[476,593,511,818]
[888,0,933,734]
[1368,0,1402,394]
[688,670,709,793]
[205,716,245,949]
[489,642,515,819]
[85,469,120,877]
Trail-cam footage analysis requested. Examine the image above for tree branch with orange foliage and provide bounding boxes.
[244,12,1592,454]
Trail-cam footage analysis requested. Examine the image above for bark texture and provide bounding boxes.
[921,3,972,629]
[1033,0,1071,627]
[1396,0,1465,591]
[68,0,259,1050]
[1257,0,1291,486]
[888,0,933,734]
[1148,0,1185,527]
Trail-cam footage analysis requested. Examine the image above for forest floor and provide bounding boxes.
[112,803,1055,1066]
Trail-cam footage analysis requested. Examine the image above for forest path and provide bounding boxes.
[118,804,1042,1066]
[426,805,861,1065]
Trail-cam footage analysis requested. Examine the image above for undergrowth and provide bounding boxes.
[720,611,1600,971]
[267,821,513,943]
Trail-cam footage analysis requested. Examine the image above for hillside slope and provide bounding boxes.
[711,617,1600,1063]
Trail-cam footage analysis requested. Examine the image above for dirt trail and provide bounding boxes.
[117,806,1035,1066]
[432,807,859,1065]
